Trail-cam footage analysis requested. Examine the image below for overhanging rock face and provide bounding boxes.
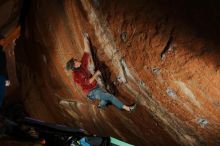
[2,0,220,145]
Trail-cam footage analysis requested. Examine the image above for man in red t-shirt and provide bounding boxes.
[66,34,135,112]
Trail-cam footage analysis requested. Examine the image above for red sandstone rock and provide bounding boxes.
[1,0,220,145]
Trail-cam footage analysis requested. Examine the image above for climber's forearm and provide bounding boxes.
[89,70,101,84]
[84,34,90,53]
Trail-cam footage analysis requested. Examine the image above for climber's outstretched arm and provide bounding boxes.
[83,33,90,53]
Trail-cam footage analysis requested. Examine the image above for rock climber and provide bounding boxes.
[66,34,136,112]
[0,34,10,110]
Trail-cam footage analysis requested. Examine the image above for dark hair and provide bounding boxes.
[66,58,76,70]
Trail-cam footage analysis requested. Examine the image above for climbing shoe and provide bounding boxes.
[97,101,111,109]
[129,103,136,112]
[97,104,107,109]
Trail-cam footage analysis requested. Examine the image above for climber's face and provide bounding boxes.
[74,60,81,68]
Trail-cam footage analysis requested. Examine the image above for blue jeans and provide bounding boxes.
[0,75,6,108]
[87,87,124,109]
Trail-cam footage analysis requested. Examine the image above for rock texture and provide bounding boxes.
[1,0,220,146]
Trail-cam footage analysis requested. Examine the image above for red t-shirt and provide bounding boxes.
[72,52,97,94]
